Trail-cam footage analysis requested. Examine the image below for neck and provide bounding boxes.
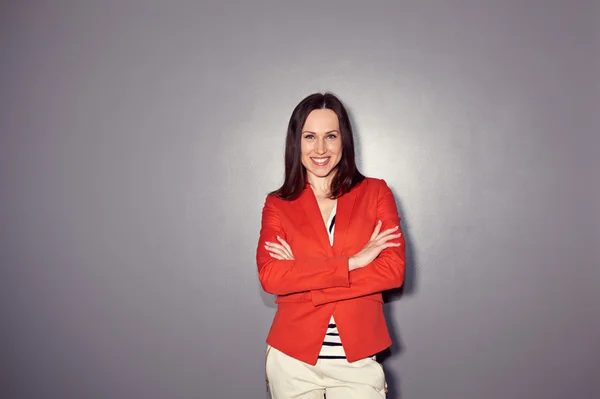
[306,172,334,197]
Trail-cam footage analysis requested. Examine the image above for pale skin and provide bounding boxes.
[265,109,401,271]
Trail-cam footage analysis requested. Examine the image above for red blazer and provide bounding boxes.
[256,177,405,365]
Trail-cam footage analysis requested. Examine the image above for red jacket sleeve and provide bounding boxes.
[256,195,350,296]
[311,180,405,306]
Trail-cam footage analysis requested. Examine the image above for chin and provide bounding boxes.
[307,167,337,179]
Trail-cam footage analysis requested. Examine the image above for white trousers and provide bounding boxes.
[266,346,387,399]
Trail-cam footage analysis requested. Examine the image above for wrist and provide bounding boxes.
[348,256,358,271]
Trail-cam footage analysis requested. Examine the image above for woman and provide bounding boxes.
[257,92,406,399]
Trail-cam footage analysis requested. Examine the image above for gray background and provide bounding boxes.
[1,1,598,398]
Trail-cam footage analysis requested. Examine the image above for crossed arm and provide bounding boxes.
[256,180,405,303]
[256,197,350,295]
[310,182,405,305]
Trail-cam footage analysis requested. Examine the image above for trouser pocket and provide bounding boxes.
[373,359,388,394]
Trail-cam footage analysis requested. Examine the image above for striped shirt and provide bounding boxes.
[318,204,346,360]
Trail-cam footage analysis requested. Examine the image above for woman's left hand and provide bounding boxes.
[265,236,295,260]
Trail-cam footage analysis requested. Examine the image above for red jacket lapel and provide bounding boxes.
[332,185,358,256]
[298,186,335,257]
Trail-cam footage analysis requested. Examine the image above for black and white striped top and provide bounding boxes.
[318,204,346,360]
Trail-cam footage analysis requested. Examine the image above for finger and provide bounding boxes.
[265,245,289,258]
[375,227,400,241]
[267,246,292,260]
[370,220,382,240]
[375,233,402,247]
[265,243,286,253]
[368,242,401,258]
[272,239,292,259]
[376,225,399,236]
[380,232,402,241]
[277,236,294,257]
[382,242,402,250]
[269,252,286,260]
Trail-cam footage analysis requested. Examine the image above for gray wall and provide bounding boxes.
[1,1,598,398]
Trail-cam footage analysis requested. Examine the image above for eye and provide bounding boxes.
[303,134,315,140]
[326,134,338,140]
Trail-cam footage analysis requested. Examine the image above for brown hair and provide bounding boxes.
[271,92,365,200]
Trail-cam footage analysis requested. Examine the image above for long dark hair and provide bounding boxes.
[271,92,365,201]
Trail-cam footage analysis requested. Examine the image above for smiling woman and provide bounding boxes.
[270,93,365,202]
[257,93,406,399]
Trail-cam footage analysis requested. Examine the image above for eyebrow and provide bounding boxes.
[301,130,339,135]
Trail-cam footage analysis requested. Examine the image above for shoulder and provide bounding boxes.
[355,177,397,203]
[363,176,386,185]
[263,192,299,210]
[358,176,391,193]
[264,193,284,207]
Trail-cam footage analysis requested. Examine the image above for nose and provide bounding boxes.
[315,138,326,155]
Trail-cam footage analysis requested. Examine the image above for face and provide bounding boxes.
[300,109,343,181]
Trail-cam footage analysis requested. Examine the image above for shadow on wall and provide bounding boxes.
[379,188,416,399]
[350,106,418,399]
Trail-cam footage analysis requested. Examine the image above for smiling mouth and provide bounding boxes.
[310,157,331,166]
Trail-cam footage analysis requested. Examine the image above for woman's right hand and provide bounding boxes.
[349,221,402,271]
